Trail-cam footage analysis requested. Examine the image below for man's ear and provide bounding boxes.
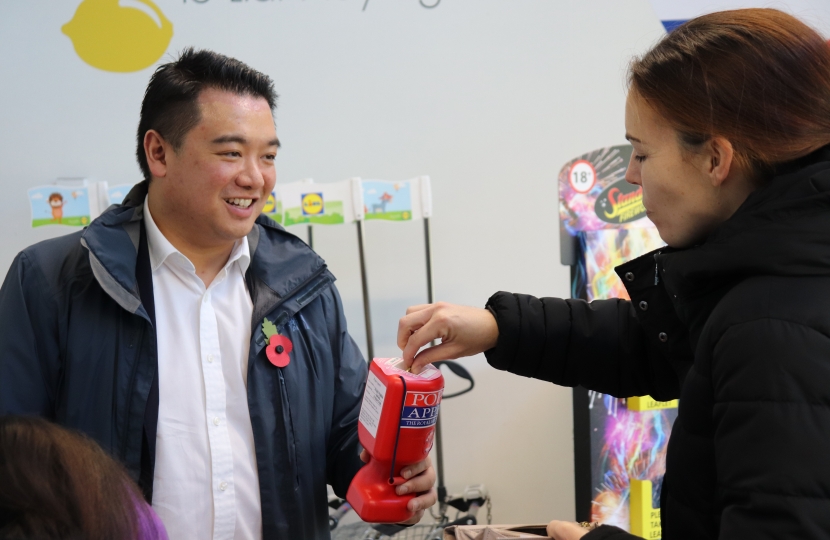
[144,130,170,179]
[706,136,735,187]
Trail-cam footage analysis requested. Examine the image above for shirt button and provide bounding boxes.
[625,272,635,282]
[219,482,228,491]
[639,301,648,311]
[207,354,214,363]
[658,332,668,342]
[213,417,220,426]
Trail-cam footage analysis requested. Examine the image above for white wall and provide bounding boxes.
[0,0,669,524]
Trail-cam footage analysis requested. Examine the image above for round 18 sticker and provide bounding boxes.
[569,160,596,194]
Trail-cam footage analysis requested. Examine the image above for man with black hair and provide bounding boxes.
[0,49,436,540]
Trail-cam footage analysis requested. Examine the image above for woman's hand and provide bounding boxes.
[397,302,498,371]
[546,521,590,540]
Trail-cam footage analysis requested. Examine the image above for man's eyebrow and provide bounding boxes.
[625,133,642,143]
[211,135,281,148]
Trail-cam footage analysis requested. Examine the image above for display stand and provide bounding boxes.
[558,145,676,538]
[355,219,374,361]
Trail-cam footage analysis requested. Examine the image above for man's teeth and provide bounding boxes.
[226,198,253,208]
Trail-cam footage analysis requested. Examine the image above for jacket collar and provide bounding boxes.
[81,180,329,318]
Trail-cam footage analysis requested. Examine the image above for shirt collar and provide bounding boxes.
[143,195,251,275]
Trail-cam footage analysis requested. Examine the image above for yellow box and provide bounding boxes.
[630,479,661,539]
[627,396,678,412]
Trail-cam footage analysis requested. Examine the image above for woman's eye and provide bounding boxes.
[634,155,647,163]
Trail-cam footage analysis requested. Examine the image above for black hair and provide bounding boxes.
[135,48,278,180]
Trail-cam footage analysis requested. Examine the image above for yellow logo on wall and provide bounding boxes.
[62,0,174,73]
[262,193,276,214]
[301,193,324,216]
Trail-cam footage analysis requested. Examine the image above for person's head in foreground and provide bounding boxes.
[0,415,167,540]
[624,7,830,248]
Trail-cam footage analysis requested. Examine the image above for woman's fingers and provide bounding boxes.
[409,341,461,372]
[399,303,499,368]
[405,304,430,315]
[401,317,447,366]
[397,305,436,351]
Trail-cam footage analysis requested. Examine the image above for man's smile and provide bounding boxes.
[224,197,255,209]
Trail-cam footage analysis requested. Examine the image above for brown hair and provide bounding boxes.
[0,416,160,540]
[629,8,830,176]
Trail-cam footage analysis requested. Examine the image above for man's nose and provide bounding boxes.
[239,157,265,188]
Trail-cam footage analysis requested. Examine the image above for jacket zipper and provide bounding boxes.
[120,321,145,460]
[654,250,662,286]
[277,369,300,489]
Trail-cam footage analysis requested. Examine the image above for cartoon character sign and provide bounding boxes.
[48,193,65,223]
[28,186,93,228]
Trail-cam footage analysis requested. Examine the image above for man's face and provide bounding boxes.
[151,87,278,250]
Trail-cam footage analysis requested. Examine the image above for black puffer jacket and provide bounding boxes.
[486,145,830,540]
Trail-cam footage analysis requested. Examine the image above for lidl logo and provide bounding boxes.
[262,192,276,214]
[301,193,324,216]
[62,0,174,73]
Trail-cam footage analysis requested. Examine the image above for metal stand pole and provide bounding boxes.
[424,218,435,304]
[424,217,448,510]
[356,220,374,361]
[307,225,313,250]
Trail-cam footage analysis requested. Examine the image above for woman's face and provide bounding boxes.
[624,91,733,248]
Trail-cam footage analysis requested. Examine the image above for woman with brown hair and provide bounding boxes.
[397,8,830,540]
[0,416,168,540]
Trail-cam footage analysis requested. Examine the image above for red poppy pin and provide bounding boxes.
[262,318,293,368]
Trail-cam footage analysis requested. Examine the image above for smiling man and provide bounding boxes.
[0,49,435,539]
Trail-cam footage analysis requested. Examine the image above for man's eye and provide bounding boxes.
[223,151,241,157]
[264,154,277,161]
[634,155,647,163]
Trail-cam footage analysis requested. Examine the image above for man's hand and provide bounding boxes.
[397,302,498,372]
[359,450,437,524]
[546,521,590,540]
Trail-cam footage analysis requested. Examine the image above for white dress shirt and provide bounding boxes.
[145,198,262,540]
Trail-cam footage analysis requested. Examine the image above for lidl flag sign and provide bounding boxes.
[648,0,830,33]
[275,178,363,226]
[264,176,433,226]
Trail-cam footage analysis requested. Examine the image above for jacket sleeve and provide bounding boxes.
[710,318,830,539]
[0,252,61,416]
[484,291,681,400]
[322,285,368,497]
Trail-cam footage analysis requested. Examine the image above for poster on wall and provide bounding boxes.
[559,145,673,539]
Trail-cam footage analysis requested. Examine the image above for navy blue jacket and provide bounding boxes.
[0,181,367,539]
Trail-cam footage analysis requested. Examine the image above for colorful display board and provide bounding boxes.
[559,145,674,539]
[269,178,364,227]
[361,177,432,222]
[265,176,432,227]
[27,180,110,228]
